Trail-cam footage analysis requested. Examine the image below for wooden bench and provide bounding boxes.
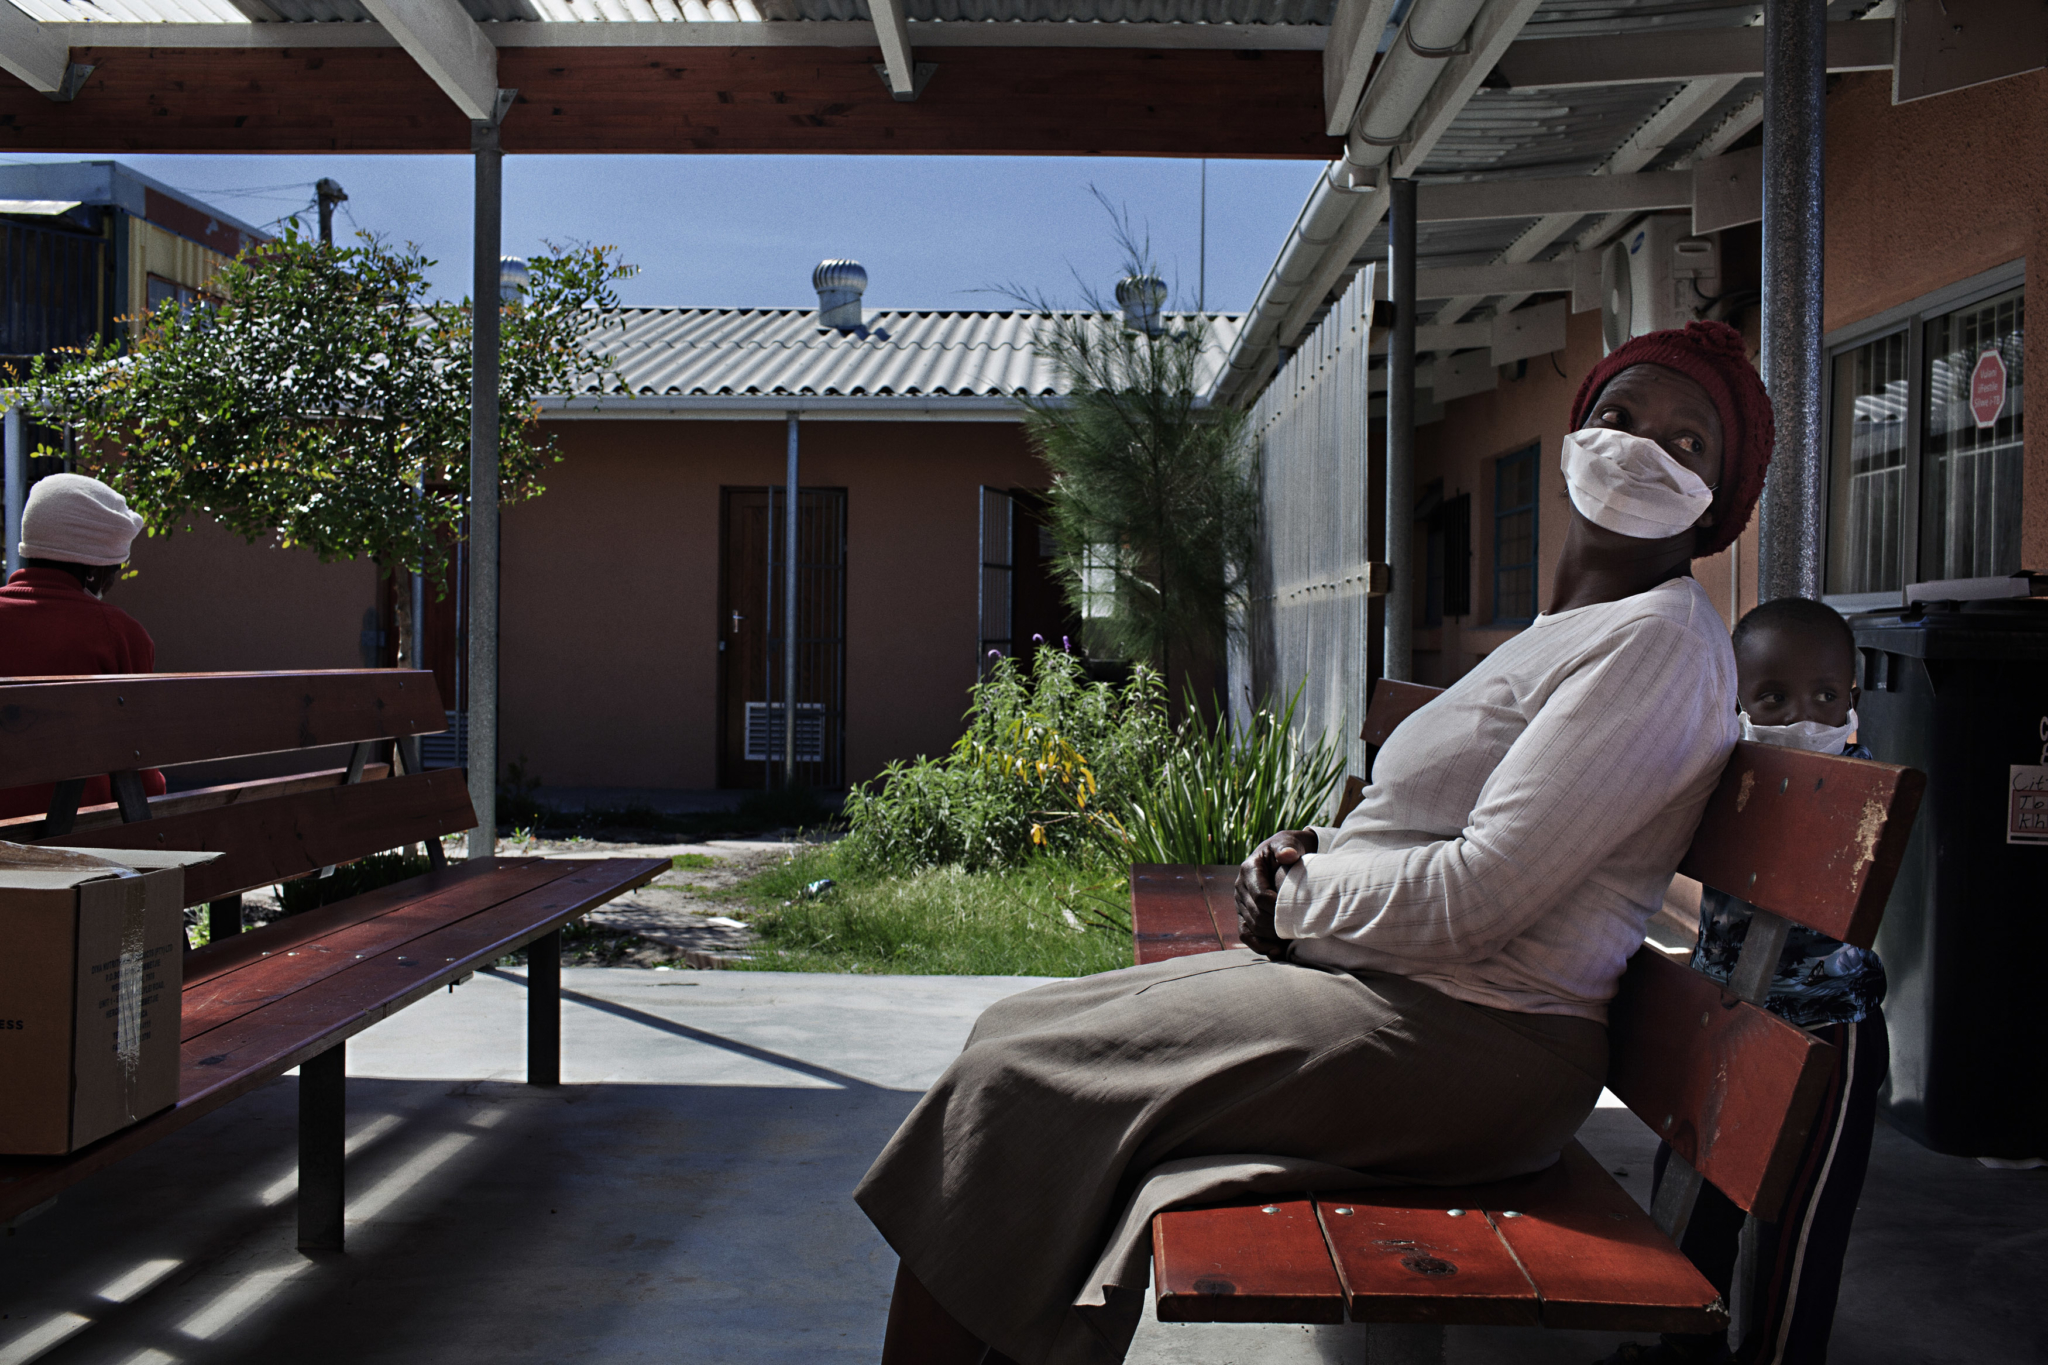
[0,670,667,1250]
[1130,679,1924,1362]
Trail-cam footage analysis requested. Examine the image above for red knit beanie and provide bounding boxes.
[1570,320,1775,559]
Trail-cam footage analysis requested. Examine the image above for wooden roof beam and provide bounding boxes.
[1323,0,1401,134]
[1492,17,1894,89]
[358,0,500,122]
[0,1,73,96]
[869,0,919,99]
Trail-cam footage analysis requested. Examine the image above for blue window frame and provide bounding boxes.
[1493,445,1539,624]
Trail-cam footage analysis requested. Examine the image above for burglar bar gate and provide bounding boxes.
[1236,265,1378,781]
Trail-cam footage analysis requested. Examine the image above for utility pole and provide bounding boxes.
[315,178,347,247]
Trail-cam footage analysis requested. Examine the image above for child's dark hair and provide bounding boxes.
[1732,596,1856,664]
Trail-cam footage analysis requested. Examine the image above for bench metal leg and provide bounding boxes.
[298,1043,346,1251]
[207,894,243,941]
[1364,1323,1444,1365]
[528,929,561,1087]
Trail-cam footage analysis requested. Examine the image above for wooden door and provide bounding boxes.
[718,488,846,789]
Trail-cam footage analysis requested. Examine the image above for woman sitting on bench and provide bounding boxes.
[857,321,1777,1365]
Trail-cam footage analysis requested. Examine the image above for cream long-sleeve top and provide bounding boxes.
[1276,576,1738,1022]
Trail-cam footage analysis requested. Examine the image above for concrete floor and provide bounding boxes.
[2,969,2042,1365]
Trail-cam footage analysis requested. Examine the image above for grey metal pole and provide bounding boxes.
[1756,0,1826,602]
[466,117,504,860]
[1384,177,1417,682]
[4,403,24,578]
[783,413,800,787]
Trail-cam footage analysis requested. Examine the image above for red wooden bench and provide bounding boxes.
[0,670,666,1251]
[1130,679,1924,1362]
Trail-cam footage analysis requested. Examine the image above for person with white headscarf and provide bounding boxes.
[0,473,164,820]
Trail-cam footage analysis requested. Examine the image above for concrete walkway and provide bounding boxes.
[1,970,2041,1365]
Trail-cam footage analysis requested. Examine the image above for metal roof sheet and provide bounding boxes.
[573,305,1244,399]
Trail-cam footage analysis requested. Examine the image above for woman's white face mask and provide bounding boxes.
[1559,426,1714,540]
[1739,708,1859,754]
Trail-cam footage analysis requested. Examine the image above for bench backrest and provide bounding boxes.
[1348,678,1924,1221]
[0,670,474,905]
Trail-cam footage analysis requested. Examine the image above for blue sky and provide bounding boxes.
[1,152,1324,314]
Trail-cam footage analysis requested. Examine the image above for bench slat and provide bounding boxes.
[1606,948,1836,1221]
[178,859,667,1108]
[41,768,476,905]
[0,856,664,1225]
[181,860,577,1043]
[0,670,446,788]
[1485,1142,1726,1334]
[1151,1198,1345,1324]
[1360,680,1441,749]
[181,857,544,989]
[1314,1194,1540,1325]
[1130,865,1226,964]
[1195,865,1245,950]
[1677,741,1924,948]
[0,763,391,840]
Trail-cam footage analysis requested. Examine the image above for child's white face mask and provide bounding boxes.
[1560,427,1715,540]
[1739,708,1859,754]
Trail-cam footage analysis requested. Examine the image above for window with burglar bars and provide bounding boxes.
[1493,446,1539,625]
[979,486,1013,672]
[1826,271,2024,599]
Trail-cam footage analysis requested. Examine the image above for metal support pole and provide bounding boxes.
[466,113,505,861]
[207,893,243,942]
[1384,178,1418,682]
[783,412,799,788]
[297,1043,346,1251]
[528,928,560,1086]
[4,402,23,579]
[1756,0,1826,602]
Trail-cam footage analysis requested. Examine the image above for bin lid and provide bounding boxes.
[1849,596,2048,660]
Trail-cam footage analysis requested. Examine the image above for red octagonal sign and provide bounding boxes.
[1970,349,2007,429]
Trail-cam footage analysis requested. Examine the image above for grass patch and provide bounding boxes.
[672,853,719,870]
[728,845,1132,977]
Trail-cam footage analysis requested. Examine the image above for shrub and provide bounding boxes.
[841,644,1168,873]
[1111,686,1346,866]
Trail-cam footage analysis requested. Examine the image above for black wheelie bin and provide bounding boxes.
[1850,595,2048,1158]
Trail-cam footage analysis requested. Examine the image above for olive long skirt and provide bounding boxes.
[854,949,1607,1365]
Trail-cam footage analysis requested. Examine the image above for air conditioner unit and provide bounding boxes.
[1599,214,1721,354]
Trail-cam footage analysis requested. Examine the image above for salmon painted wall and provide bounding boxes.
[1826,69,2048,568]
[498,417,1051,790]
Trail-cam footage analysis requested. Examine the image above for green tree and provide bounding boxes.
[13,224,628,662]
[1014,236,1256,685]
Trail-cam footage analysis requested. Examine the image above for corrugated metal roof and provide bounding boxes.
[572,306,1244,399]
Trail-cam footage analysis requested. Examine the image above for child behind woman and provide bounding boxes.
[1604,597,1888,1365]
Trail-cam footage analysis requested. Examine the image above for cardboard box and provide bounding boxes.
[0,843,218,1155]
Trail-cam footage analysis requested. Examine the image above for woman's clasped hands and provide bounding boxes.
[1234,829,1318,962]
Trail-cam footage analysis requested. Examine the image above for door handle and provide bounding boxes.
[731,611,744,633]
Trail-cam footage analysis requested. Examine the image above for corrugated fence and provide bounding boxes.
[1235,265,1378,782]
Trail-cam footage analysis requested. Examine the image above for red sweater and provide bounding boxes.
[0,568,168,822]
